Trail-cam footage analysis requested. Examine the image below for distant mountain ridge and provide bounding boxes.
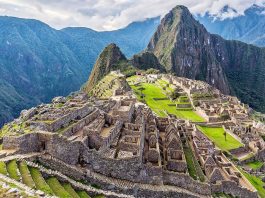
[197,4,265,47]
[3,4,265,126]
[0,16,159,126]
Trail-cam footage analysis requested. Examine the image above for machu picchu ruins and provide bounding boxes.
[1,4,265,198]
[1,69,265,198]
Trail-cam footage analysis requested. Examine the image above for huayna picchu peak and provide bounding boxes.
[147,5,265,113]
[1,4,265,198]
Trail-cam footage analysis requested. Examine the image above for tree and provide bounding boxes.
[223,131,227,141]
[169,89,181,100]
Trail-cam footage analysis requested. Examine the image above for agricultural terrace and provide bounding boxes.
[0,159,103,198]
[246,160,264,170]
[238,167,265,197]
[127,76,205,122]
[197,126,244,151]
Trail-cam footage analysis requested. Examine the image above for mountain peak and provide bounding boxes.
[171,5,191,14]
[85,43,127,92]
[166,5,194,22]
[147,5,230,94]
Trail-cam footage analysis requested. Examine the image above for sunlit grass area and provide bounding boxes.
[197,126,243,151]
[246,161,264,170]
[127,77,204,122]
[238,167,265,197]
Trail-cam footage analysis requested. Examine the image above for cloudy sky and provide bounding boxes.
[0,0,264,31]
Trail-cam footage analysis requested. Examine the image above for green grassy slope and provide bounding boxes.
[197,126,243,151]
[127,76,204,122]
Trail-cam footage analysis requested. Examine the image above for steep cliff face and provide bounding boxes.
[147,5,265,112]
[85,43,127,92]
[148,6,230,94]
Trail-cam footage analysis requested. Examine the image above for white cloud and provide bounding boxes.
[0,0,264,30]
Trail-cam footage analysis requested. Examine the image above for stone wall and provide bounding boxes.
[101,121,123,150]
[37,156,85,181]
[139,116,145,164]
[195,107,209,122]
[46,134,81,165]
[176,103,192,108]
[229,146,248,156]
[40,105,94,132]
[37,155,200,198]
[112,104,134,123]
[64,109,100,137]
[2,133,40,153]
[222,180,258,198]
[82,148,159,184]
[162,170,211,196]
[135,188,198,198]
[257,148,265,162]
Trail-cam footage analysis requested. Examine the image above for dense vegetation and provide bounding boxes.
[0,16,159,127]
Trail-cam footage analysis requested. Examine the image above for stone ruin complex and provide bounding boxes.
[0,72,264,197]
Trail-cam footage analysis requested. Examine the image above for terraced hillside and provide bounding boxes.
[127,75,205,122]
[89,71,130,99]
[0,160,104,198]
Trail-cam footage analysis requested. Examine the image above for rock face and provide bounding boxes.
[147,5,230,94]
[85,43,127,92]
[130,51,165,72]
[147,5,265,112]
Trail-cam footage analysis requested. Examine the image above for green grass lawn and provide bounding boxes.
[239,167,265,197]
[46,177,72,198]
[6,160,20,181]
[128,81,204,122]
[18,161,35,188]
[197,126,243,151]
[77,190,91,198]
[62,183,80,198]
[29,167,53,195]
[0,161,8,175]
[246,161,264,170]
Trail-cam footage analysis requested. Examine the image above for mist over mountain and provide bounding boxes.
[197,4,265,47]
[0,16,159,126]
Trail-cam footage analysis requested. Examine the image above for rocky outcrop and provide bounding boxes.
[130,51,165,72]
[85,43,127,92]
[147,5,265,112]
